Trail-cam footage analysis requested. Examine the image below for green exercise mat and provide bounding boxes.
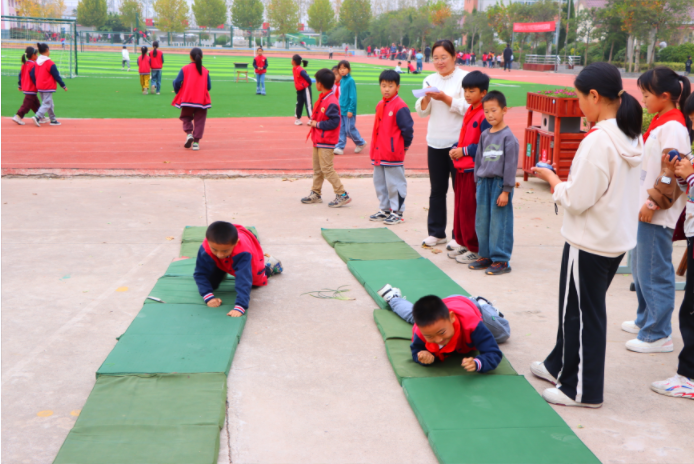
[427,427,600,464]
[182,226,259,243]
[145,276,235,305]
[54,373,226,464]
[348,259,470,309]
[402,375,566,436]
[334,242,423,263]
[163,258,197,277]
[97,304,245,376]
[373,309,414,341]
[180,241,203,258]
[385,339,516,385]
[321,228,404,247]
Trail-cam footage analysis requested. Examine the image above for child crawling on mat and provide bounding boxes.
[194,221,282,317]
[378,285,509,373]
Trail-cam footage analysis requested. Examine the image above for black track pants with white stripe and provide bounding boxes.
[544,243,623,405]
[295,87,313,119]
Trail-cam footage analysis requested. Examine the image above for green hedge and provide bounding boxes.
[611,62,686,72]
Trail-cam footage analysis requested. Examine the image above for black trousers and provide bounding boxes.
[427,146,457,239]
[679,237,694,378]
[544,243,623,404]
[295,87,313,119]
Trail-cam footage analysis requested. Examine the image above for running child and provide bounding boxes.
[469,90,519,275]
[369,69,414,225]
[172,47,211,151]
[194,221,282,317]
[149,41,164,94]
[31,42,67,127]
[253,47,268,96]
[12,46,47,125]
[301,68,352,208]
[122,45,130,71]
[292,54,312,125]
[137,46,151,95]
[335,60,367,155]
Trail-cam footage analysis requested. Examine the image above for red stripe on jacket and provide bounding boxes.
[201,225,267,287]
[172,63,211,109]
[293,66,310,91]
[35,58,57,92]
[370,95,411,166]
[20,60,37,94]
[309,89,341,147]
[453,104,486,171]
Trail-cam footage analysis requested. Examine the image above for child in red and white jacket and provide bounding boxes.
[253,47,268,96]
[369,69,414,225]
[13,46,47,125]
[172,48,211,151]
[31,42,67,127]
[300,68,352,208]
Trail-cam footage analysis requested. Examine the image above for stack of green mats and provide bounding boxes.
[322,228,600,464]
[54,226,257,464]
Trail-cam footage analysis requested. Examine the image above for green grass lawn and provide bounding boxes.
[2,49,562,118]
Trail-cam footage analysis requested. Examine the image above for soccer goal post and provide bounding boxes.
[1,15,78,78]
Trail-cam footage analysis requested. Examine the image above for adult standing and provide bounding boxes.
[390,43,396,60]
[503,44,512,72]
[424,45,431,63]
[329,46,333,59]
[686,56,692,76]
[149,41,164,94]
[415,39,469,247]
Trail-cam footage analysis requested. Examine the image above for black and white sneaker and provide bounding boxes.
[377,284,402,303]
[384,212,404,225]
[49,120,61,126]
[32,116,41,127]
[369,210,391,221]
[447,246,469,259]
[184,134,194,148]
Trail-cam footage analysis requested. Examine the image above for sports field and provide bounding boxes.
[2,49,564,119]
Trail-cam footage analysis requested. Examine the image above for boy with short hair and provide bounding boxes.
[301,68,352,208]
[447,71,492,264]
[469,90,519,275]
[194,221,282,317]
[377,286,504,373]
[369,70,414,225]
[335,60,367,155]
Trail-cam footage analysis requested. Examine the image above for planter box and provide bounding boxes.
[526,92,582,118]
[523,63,555,72]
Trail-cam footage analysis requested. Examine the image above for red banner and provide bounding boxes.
[145,18,153,26]
[262,22,269,29]
[513,21,555,33]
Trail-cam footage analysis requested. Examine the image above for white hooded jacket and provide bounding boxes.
[553,119,643,257]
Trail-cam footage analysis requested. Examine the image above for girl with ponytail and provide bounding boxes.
[12,46,43,125]
[148,40,164,94]
[137,46,151,94]
[172,48,211,151]
[621,66,693,355]
[291,54,313,125]
[531,62,644,408]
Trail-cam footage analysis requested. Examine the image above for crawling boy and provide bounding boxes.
[378,285,505,372]
[194,221,282,317]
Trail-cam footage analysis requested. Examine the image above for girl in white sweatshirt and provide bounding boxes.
[531,62,644,408]
[624,67,692,354]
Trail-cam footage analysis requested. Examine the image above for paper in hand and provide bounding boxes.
[412,86,441,98]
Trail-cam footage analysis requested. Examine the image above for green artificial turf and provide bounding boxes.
[1,49,563,118]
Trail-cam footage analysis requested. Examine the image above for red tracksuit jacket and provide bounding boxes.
[309,89,341,148]
[370,94,414,167]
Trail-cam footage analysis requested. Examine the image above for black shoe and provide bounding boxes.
[486,262,511,275]
[50,120,61,126]
[469,258,493,270]
[369,210,391,221]
[384,212,404,225]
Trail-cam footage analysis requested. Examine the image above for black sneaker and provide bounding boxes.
[369,210,391,221]
[301,191,322,204]
[469,258,493,270]
[384,212,404,225]
[486,262,512,275]
[49,120,61,126]
[328,192,351,208]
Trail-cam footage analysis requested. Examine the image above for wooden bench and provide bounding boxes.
[234,62,249,82]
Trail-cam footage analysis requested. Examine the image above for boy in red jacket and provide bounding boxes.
[447,71,492,264]
[369,70,414,225]
[252,47,268,96]
[301,68,352,208]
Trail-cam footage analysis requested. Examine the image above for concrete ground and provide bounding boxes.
[2,177,692,464]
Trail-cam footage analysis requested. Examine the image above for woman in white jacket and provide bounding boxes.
[531,62,644,408]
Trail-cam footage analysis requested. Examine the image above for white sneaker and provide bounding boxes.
[446,239,460,250]
[354,142,366,154]
[621,320,640,334]
[455,251,480,264]
[447,246,468,259]
[12,115,24,125]
[39,117,50,124]
[334,148,344,155]
[294,119,303,125]
[422,236,447,247]
[530,362,557,385]
[184,134,194,148]
[377,284,402,302]
[542,388,602,408]
[626,337,673,353]
[650,374,694,399]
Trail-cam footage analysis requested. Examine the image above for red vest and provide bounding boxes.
[293,65,310,91]
[35,58,57,92]
[370,95,409,166]
[138,55,151,74]
[20,60,37,94]
[201,225,267,287]
[254,55,267,74]
[309,90,341,147]
[148,50,163,70]
[454,104,486,171]
[413,296,482,361]
[172,63,212,109]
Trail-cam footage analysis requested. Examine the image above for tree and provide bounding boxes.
[16,0,65,18]
[576,7,597,66]
[193,0,227,29]
[119,0,142,30]
[153,0,189,33]
[267,0,299,46]
[613,0,650,72]
[594,1,625,63]
[639,0,694,66]
[230,0,264,29]
[340,0,371,48]
[461,8,489,53]
[99,12,128,31]
[308,0,335,46]
[77,0,107,27]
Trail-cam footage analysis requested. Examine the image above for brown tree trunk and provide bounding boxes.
[608,39,614,63]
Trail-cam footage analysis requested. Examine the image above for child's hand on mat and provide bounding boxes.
[462,357,477,372]
[639,203,654,223]
[418,351,435,364]
[449,147,463,160]
[207,298,222,308]
[676,159,694,179]
[227,309,244,317]
[497,191,509,207]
